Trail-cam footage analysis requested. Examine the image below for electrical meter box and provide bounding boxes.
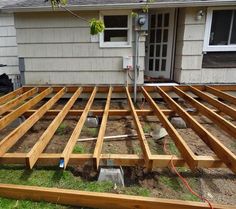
[123,56,133,70]
[134,13,149,31]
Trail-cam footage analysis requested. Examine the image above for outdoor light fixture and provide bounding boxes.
[196,10,204,21]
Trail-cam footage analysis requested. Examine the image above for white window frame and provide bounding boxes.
[99,10,132,48]
[203,7,236,52]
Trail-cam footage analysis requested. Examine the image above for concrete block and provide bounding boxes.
[85,117,99,128]
[98,168,124,187]
[170,117,187,129]
[151,127,168,140]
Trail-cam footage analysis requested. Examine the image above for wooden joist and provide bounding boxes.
[0,183,235,209]
[0,88,66,157]
[125,86,153,169]
[141,87,198,170]
[0,87,38,115]
[93,86,112,169]
[60,87,97,169]
[159,87,236,173]
[179,86,236,138]
[26,87,83,169]
[206,86,236,105]
[189,86,236,119]
[0,87,53,131]
[0,87,23,105]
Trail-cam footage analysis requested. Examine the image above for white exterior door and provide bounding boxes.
[145,9,175,79]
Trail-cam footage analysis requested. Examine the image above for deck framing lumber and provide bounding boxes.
[0,85,235,172]
[165,87,236,173]
[26,87,83,169]
[125,86,153,169]
[0,184,235,209]
[0,87,38,116]
[189,86,236,119]
[0,88,53,131]
[141,87,198,169]
[60,87,97,169]
[0,88,23,105]
[184,86,236,138]
[0,88,66,157]
[206,86,236,105]
[93,86,112,169]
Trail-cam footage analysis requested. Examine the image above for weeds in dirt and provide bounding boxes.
[168,141,180,156]
[83,126,98,137]
[73,144,86,154]
[142,123,152,134]
[159,176,181,191]
[56,123,68,135]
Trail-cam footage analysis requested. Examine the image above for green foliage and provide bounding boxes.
[89,18,105,35]
[142,123,152,133]
[56,123,68,135]
[73,144,86,154]
[159,176,181,191]
[83,126,98,137]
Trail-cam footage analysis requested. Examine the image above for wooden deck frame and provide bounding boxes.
[0,85,235,173]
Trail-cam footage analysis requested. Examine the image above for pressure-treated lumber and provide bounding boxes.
[61,87,97,169]
[141,87,197,170]
[0,153,226,168]
[0,87,38,115]
[93,87,112,169]
[182,86,236,138]
[190,86,236,119]
[206,86,236,105]
[0,184,235,209]
[0,88,52,131]
[0,88,66,157]
[125,87,153,169]
[162,86,236,173]
[26,87,83,169]
[0,87,23,105]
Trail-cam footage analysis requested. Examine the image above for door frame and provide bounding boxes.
[145,8,176,79]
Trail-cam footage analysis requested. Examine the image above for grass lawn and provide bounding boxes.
[0,165,150,209]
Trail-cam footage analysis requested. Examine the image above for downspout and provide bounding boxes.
[134,31,140,103]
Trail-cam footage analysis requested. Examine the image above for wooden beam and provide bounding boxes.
[0,88,53,131]
[190,86,236,120]
[206,86,236,105]
[0,88,66,157]
[60,87,97,169]
[0,153,226,169]
[141,87,197,170]
[175,86,236,139]
[26,87,83,169]
[163,86,236,173]
[0,88,23,105]
[93,87,112,169]
[0,184,234,209]
[0,87,38,115]
[125,87,153,169]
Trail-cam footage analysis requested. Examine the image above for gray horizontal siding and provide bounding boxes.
[0,13,19,79]
[15,11,145,85]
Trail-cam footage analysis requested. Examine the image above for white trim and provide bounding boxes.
[99,10,132,48]
[203,7,236,52]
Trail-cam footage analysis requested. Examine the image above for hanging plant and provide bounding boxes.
[46,0,105,35]
[89,19,105,35]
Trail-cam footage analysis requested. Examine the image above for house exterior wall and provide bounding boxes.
[14,11,145,85]
[174,7,236,84]
[0,13,20,86]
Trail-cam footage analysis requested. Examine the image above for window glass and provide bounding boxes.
[104,30,128,42]
[210,10,232,45]
[104,15,128,28]
[230,12,236,44]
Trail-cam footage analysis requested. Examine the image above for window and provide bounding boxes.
[204,8,236,51]
[100,11,132,47]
